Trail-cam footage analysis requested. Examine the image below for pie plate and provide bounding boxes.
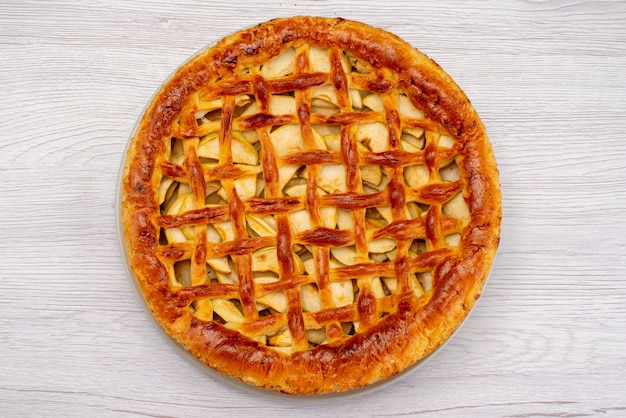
[117,16,501,396]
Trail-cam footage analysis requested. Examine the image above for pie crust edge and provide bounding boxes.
[120,16,502,395]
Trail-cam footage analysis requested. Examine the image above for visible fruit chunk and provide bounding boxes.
[330,281,353,307]
[355,122,388,152]
[309,46,331,72]
[260,48,295,78]
[197,132,259,165]
[317,164,346,194]
[300,283,321,312]
[212,298,244,323]
[404,165,429,187]
[363,94,384,112]
[443,192,470,221]
[398,95,424,119]
[257,291,287,313]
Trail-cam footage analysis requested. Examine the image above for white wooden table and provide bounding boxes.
[2,1,626,416]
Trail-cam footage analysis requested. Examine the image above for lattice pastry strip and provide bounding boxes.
[122,17,500,395]
[160,90,464,340]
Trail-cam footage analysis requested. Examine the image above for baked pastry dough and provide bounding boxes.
[120,16,501,395]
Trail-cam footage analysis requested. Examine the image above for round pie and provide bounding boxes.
[120,16,501,395]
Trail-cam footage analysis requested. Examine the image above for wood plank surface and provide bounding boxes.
[1,0,625,416]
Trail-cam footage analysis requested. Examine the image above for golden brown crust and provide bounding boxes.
[121,16,501,395]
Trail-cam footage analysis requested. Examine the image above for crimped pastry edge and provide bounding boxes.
[120,16,501,395]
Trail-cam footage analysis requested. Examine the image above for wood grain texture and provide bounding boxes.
[1,0,626,416]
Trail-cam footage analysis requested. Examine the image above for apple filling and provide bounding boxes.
[155,44,470,352]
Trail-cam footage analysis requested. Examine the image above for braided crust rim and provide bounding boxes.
[121,16,501,395]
